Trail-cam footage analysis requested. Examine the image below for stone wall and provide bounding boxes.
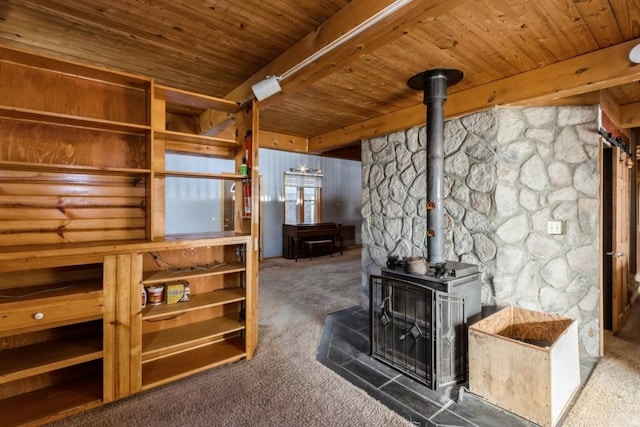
[361,106,601,356]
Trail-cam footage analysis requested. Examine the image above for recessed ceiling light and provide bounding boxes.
[629,44,640,64]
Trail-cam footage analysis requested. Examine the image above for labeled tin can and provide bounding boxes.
[146,285,165,305]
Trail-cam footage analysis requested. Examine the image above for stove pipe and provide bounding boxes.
[408,69,463,269]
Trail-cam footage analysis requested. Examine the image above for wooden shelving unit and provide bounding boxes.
[0,377,103,426]
[138,239,252,389]
[0,44,259,425]
[141,338,246,390]
[0,261,106,426]
[0,338,103,384]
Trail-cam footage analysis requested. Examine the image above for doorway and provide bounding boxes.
[601,121,637,335]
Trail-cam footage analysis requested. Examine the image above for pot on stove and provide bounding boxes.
[404,257,428,275]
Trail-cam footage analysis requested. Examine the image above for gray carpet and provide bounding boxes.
[562,299,640,426]
[49,248,640,427]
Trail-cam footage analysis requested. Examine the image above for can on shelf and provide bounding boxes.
[146,285,165,305]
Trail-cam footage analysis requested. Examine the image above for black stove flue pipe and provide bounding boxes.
[408,69,463,274]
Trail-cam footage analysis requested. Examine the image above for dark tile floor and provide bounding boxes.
[317,306,597,427]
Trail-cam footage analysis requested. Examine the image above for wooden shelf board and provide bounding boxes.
[157,231,250,244]
[142,316,245,360]
[142,262,246,285]
[0,105,150,133]
[0,232,251,263]
[155,85,240,114]
[0,160,151,176]
[142,337,245,390]
[143,288,246,320]
[0,44,151,88]
[156,170,245,180]
[0,377,102,426]
[0,279,102,307]
[0,338,103,385]
[155,129,238,148]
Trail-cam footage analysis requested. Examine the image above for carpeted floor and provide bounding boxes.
[562,299,640,426]
[49,247,640,427]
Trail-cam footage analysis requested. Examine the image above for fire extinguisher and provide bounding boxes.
[243,181,251,217]
[244,131,252,168]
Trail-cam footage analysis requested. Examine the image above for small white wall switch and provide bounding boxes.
[547,220,563,235]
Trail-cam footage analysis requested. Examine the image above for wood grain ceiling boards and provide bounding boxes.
[0,0,639,156]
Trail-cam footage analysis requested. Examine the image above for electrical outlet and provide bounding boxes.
[547,220,563,235]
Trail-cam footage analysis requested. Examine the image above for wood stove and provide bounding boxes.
[370,262,480,390]
[368,68,482,390]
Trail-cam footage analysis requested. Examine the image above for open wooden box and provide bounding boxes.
[468,306,580,427]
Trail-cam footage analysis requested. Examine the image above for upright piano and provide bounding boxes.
[282,223,343,260]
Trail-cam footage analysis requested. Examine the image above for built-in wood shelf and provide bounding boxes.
[141,337,246,390]
[142,288,246,320]
[155,129,238,148]
[0,338,103,385]
[155,84,240,114]
[141,316,245,361]
[0,280,102,305]
[0,377,103,426]
[0,160,151,176]
[156,170,245,180]
[142,262,245,285]
[0,105,150,134]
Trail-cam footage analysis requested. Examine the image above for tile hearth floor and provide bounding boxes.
[316,306,596,427]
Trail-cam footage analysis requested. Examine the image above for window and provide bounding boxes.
[284,170,322,224]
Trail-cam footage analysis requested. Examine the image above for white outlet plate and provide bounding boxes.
[547,220,563,235]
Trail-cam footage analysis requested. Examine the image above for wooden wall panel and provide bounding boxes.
[0,61,148,124]
[0,120,147,169]
[0,170,147,246]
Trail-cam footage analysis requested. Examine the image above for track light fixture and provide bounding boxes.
[250,76,282,101]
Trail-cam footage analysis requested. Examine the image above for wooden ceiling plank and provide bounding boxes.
[572,0,624,48]
[308,38,640,151]
[609,0,640,40]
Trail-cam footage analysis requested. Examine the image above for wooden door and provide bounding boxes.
[612,149,631,334]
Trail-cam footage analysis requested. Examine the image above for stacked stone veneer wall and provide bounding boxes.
[361,106,600,356]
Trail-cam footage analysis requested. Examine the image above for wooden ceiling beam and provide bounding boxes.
[599,89,623,128]
[308,38,640,152]
[258,130,308,153]
[198,110,236,137]
[511,92,600,107]
[599,89,632,138]
[619,101,640,129]
[221,0,466,107]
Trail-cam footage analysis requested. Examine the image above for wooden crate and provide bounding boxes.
[468,306,580,427]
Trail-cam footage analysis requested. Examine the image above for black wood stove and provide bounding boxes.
[369,68,481,391]
[370,262,480,390]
